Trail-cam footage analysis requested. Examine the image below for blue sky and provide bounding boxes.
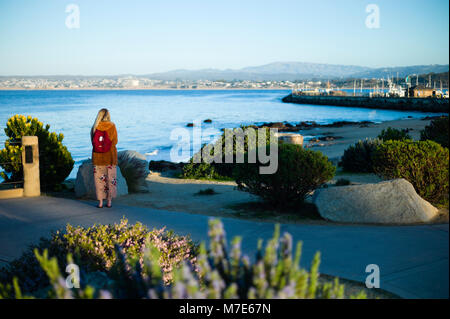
[0,0,448,75]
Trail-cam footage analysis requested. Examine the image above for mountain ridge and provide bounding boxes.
[144,62,449,81]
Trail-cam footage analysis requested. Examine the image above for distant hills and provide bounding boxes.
[144,62,449,81]
[1,62,447,82]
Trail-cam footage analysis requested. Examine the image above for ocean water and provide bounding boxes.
[0,89,440,178]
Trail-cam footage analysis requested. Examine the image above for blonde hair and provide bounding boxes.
[91,108,111,139]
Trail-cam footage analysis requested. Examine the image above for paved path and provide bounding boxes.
[0,196,448,299]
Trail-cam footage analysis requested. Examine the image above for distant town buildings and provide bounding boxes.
[0,76,301,90]
[0,76,447,99]
[408,85,437,98]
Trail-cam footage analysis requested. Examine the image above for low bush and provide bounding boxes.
[0,218,196,293]
[0,115,74,190]
[234,143,335,208]
[182,126,272,180]
[377,127,411,141]
[372,139,449,204]
[0,219,366,299]
[338,138,383,173]
[181,161,224,180]
[420,116,449,148]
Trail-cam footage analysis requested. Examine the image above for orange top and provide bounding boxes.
[92,121,118,166]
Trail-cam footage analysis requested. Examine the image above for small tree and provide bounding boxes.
[182,126,272,179]
[234,143,335,208]
[0,115,74,190]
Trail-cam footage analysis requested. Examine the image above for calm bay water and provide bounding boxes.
[0,89,440,178]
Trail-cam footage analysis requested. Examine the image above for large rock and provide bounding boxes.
[313,179,439,224]
[276,133,304,145]
[75,160,128,199]
[118,150,149,193]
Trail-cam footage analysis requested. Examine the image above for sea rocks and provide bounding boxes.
[75,160,128,199]
[149,160,184,172]
[313,178,439,224]
[118,150,149,193]
[256,120,374,132]
[309,135,343,143]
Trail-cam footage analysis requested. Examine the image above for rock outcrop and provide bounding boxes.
[276,133,304,145]
[313,178,439,224]
[118,150,149,193]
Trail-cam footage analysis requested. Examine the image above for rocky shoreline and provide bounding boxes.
[155,117,440,171]
[253,120,374,132]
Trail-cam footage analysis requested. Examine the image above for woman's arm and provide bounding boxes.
[111,124,118,145]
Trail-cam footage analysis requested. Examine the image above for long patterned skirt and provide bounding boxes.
[93,165,117,201]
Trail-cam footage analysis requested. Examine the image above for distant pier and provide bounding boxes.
[282,94,449,113]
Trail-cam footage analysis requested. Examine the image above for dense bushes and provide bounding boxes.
[234,143,335,207]
[0,219,366,299]
[377,127,411,141]
[0,115,74,189]
[420,116,449,148]
[372,140,449,204]
[0,218,196,294]
[182,126,272,180]
[338,138,382,173]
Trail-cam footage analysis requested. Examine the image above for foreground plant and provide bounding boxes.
[0,219,366,299]
[0,218,196,293]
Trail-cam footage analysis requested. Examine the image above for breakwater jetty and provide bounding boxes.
[282,94,449,113]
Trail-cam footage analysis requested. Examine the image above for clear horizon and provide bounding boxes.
[0,0,449,76]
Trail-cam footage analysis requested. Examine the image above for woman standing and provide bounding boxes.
[91,108,118,208]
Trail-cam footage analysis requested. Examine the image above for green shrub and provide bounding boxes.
[339,138,383,173]
[181,161,223,180]
[420,116,449,148]
[0,218,196,293]
[0,219,366,299]
[377,127,411,141]
[372,140,449,204]
[182,126,272,180]
[0,115,74,189]
[234,143,335,208]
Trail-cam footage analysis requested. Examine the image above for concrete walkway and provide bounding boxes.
[0,196,448,299]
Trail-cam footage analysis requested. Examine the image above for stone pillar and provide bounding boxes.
[21,136,40,197]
